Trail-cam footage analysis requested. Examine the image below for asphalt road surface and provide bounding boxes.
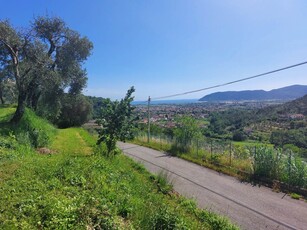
[118,142,307,230]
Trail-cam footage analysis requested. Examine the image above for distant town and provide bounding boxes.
[134,100,287,128]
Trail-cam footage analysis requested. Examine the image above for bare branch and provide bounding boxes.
[0,39,18,65]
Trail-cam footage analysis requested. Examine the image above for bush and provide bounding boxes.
[56,94,92,128]
[252,147,282,180]
[12,108,56,148]
[283,153,307,188]
[94,142,120,157]
[156,171,173,195]
[198,211,239,230]
[232,131,247,142]
[150,206,187,230]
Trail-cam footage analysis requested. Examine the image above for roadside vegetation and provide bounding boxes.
[133,114,307,197]
[0,106,238,229]
[130,95,307,197]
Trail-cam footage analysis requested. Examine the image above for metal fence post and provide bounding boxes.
[229,142,232,166]
[160,134,162,149]
[196,139,199,156]
[288,150,292,188]
[210,139,213,163]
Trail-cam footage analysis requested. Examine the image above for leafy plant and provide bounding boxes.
[96,87,137,155]
[150,206,187,230]
[290,193,301,200]
[174,116,202,152]
[156,171,173,195]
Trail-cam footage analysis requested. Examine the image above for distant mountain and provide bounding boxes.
[199,85,307,102]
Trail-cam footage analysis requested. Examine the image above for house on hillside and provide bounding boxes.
[288,114,304,120]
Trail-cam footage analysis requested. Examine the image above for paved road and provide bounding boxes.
[118,142,307,230]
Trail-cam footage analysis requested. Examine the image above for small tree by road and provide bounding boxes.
[96,87,137,155]
[174,116,202,151]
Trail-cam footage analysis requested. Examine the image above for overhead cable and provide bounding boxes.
[150,61,307,101]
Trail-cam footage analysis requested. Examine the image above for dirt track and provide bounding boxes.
[118,142,307,230]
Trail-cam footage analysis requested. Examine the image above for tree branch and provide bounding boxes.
[21,67,32,79]
[0,39,18,65]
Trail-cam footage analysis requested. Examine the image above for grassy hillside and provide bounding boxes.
[0,106,238,229]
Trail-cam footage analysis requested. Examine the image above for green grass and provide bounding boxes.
[0,105,15,123]
[132,136,253,179]
[232,140,273,148]
[0,106,238,229]
[290,193,301,200]
[0,106,57,148]
[132,134,307,191]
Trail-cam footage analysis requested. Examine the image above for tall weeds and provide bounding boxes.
[135,133,307,189]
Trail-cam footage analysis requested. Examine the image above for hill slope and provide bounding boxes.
[254,93,307,118]
[0,106,238,229]
[199,85,307,101]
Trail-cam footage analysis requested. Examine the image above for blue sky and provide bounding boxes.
[1,0,307,100]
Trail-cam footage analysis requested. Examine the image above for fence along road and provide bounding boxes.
[118,142,307,230]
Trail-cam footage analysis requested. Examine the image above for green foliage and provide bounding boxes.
[56,94,92,128]
[0,78,17,104]
[174,116,202,151]
[232,130,247,141]
[150,206,188,230]
[135,132,307,190]
[207,110,252,138]
[156,171,173,195]
[96,87,137,154]
[285,153,307,188]
[14,108,56,148]
[251,147,307,188]
[87,95,106,119]
[0,16,93,123]
[0,126,238,229]
[252,146,282,179]
[0,106,56,148]
[0,105,15,122]
[290,193,301,200]
[270,129,307,149]
[197,211,239,230]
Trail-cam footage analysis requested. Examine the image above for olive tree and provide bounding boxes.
[0,16,93,123]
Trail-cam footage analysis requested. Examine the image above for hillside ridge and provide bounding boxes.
[199,85,307,101]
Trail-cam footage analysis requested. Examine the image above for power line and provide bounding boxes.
[150,61,307,101]
[142,60,307,145]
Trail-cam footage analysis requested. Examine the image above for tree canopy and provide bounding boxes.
[0,16,93,123]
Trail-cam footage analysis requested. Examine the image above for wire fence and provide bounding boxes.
[135,132,307,193]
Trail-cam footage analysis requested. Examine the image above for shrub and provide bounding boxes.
[156,171,173,195]
[150,206,187,230]
[56,94,92,128]
[198,211,239,230]
[252,147,282,180]
[290,193,301,200]
[232,131,247,142]
[283,153,306,188]
[12,108,56,148]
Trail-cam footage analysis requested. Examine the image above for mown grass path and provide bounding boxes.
[51,128,93,156]
[0,127,238,229]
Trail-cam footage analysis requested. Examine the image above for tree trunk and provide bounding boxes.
[0,87,4,104]
[31,91,41,111]
[10,91,27,123]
